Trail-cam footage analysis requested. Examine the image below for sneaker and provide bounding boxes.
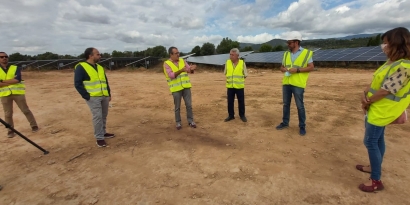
[31,126,39,133]
[96,140,107,147]
[176,123,182,130]
[188,122,197,128]
[224,116,235,122]
[276,123,288,130]
[104,133,115,138]
[299,127,306,136]
[240,116,247,122]
[7,130,14,138]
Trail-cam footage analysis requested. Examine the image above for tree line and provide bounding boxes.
[7,35,380,62]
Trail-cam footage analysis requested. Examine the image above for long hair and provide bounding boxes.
[381,27,410,61]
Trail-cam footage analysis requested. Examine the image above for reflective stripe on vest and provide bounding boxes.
[163,58,192,93]
[226,59,245,89]
[75,62,109,97]
[282,49,313,88]
[0,65,26,97]
[367,59,410,126]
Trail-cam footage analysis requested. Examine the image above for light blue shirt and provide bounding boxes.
[282,46,313,65]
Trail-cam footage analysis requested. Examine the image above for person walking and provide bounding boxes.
[74,47,115,147]
[0,51,39,138]
[163,46,197,130]
[356,27,410,192]
[224,48,248,122]
[275,31,314,136]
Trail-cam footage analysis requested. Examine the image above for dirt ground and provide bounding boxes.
[0,67,409,205]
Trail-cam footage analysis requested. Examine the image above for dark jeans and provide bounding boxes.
[364,118,386,180]
[282,85,306,127]
[227,88,245,117]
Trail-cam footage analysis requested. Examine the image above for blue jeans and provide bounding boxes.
[364,118,386,180]
[282,85,306,127]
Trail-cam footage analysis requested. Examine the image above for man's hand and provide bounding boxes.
[361,103,369,115]
[190,64,196,70]
[280,67,287,73]
[109,97,111,102]
[288,68,298,73]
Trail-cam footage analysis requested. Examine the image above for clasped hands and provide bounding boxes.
[361,92,371,114]
[280,67,298,73]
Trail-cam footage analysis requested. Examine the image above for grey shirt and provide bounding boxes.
[223,60,248,77]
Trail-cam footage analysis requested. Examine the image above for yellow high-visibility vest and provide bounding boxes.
[226,59,245,89]
[367,59,410,126]
[75,62,109,97]
[0,65,25,97]
[282,49,313,88]
[163,58,192,93]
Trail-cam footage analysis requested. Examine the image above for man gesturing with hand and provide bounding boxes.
[163,46,197,130]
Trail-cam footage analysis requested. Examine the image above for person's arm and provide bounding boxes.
[74,65,91,100]
[366,66,409,104]
[164,62,184,79]
[224,64,227,75]
[243,62,248,78]
[1,66,22,85]
[105,73,111,97]
[183,60,191,73]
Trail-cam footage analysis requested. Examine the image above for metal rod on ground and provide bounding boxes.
[0,118,49,155]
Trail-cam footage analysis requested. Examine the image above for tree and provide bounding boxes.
[216,37,240,54]
[151,45,167,57]
[200,42,215,56]
[8,52,27,61]
[259,44,273,52]
[240,46,253,52]
[273,45,285,51]
[191,46,201,56]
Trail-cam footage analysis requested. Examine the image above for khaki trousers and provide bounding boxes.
[1,94,37,131]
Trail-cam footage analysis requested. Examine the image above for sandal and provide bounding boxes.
[359,178,384,192]
[356,164,371,173]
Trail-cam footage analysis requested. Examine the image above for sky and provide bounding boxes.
[0,0,409,56]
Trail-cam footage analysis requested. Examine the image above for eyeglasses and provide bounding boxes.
[0,56,8,59]
[287,41,295,45]
[173,52,180,55]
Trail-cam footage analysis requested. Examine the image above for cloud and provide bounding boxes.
[237,33,281,43]
[0,0,409,56]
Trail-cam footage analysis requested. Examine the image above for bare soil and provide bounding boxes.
[0,67,409,205]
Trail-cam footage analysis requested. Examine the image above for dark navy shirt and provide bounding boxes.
[74,62,111,100]
[0,64,22,82]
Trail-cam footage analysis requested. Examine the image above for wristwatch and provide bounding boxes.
[297,68,300,73]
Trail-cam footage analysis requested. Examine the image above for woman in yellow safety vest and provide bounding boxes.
[357,27,410,192]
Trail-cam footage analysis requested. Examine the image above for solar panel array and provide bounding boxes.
[186,46,387,65]
[186,51,254,65]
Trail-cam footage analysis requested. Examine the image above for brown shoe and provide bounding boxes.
[104,133,115,138]
[356,164,371,173]
[96,140,107,147]
[7,130,14,138]
[359,178,384,192]
[31,126,39,133]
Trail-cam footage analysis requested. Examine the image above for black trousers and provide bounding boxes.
[227,88,245,117]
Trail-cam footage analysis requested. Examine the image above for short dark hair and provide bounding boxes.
[84,47,95,60]
[168,46,177,55]
[381,27,410,61]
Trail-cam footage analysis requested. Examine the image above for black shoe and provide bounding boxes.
[240,116,247,122]
[276,123,289,130]
[300,127,306,136]
[104,133,115,138]
[96,140,107,147]
[224,116,235,122]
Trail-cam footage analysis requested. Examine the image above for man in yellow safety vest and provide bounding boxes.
[224,48,248,122]
[163,46,197,130]
[74,47,115,148]
[275,31,315,136]
[0,51,39,138]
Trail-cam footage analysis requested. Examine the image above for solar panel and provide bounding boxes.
[186,51,254,65]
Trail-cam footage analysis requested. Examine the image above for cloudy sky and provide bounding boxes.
[0,0,409,56]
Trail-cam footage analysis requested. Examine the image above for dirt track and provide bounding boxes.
[0,67,409,205]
